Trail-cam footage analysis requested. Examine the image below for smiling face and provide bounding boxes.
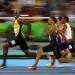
[14,11,20,19]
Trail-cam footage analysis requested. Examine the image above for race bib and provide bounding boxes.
[14,29,18,33]
[68,45,72,49]
[56,37,58,42]
[11,40,16,45]
[49,36,51,41]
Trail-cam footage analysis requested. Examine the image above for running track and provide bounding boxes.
[0,50,75,75]
[0,67,75,75]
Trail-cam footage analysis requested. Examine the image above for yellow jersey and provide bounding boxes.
[14,17,22,37]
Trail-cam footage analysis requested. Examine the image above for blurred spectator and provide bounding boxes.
[0,9,7,16]
[0,0,75,22]
[50,6,62,17]
[24,7,36,17]
[66,1,75,22]
[69,1,75,14]
[18,0,34,6]
[67,0,75,2]
[9,0,22,11]
[0,0,7,9]
[29,10,43,22]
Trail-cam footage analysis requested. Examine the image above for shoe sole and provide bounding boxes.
[0,66,6,69]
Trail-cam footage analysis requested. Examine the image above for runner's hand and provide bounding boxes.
[45,30,50,36]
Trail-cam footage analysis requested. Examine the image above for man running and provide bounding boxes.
[55,17,71,56]
[26,17,75,70]
[0,10,37,69]
[45,16,75,68]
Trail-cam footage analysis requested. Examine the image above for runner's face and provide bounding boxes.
[48,18,53,25]
[14,12,19,19]
[61,18,65,23]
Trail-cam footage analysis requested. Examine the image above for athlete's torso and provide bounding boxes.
[14,17,22,37]
[49,32,58,45]
[64,23,72,40]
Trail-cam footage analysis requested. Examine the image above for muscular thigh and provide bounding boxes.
[19,38,28,51]
[53,44,62,59]
[42,44,52,52]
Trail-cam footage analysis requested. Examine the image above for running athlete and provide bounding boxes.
[26,17,75,70]
[59,17,75,56]
[45,17,71,67]
[57,17,71,56]
[0,10,37,69]
[45,16,75,68]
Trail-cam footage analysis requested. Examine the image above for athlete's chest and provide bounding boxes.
[14,20,19,27]
[49,32,57,41]
[14,20,20,33]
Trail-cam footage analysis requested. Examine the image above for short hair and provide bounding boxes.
[50,16,57,23]
[63,16,69,22]
[58,17,62,21]
[14,10,20,14]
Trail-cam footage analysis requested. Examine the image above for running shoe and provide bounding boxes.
[66,53,72,59]
[45,63,55,68]
[0,65,6,69]
[26,66,36,70]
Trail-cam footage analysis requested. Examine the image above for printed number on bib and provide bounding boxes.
[49,36,51,41]
[14,29,18,33]
[56,37,58,42]
[11,40,16,45]
[69,45,72,49]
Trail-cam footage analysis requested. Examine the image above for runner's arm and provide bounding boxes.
[23,20,31,37]
[18,18,31,38]
[57,29,67,40]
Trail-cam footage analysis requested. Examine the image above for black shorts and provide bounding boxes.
[59,40,75,54]
[59,42,68,50]
[42,44,62,59]
[8,37,28,51]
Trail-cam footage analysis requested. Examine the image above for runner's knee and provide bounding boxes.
[3,43,10,50]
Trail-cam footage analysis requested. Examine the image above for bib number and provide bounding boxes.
[49,36,51,41]
[14,29,18,33]
[56,37,58,42]
[11,40,16,45]
[68,45,72,49]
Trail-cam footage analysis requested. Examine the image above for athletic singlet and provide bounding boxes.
[49,32,58,45]
[64,23,72,40]
[14,17,23,37]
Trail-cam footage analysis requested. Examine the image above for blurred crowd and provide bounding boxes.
[0,0,75,22]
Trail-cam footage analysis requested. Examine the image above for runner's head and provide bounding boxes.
[14,10,20,19]
[48,16,57,25]
[61,16,69,24]
[58,17,62,21]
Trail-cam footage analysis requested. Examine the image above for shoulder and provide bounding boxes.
[18,17,23,20]
[63,23,67,29]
